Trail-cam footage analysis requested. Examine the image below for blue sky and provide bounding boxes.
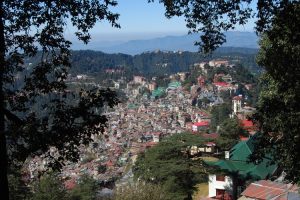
[66,0,257,45]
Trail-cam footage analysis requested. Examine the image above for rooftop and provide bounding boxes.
[208,136,277,180]
[194,121,210,127]
[241,180,299,200]
[241,120,254,128]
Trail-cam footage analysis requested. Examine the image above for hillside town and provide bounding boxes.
[23,58,298,200]
[1,1,299,200]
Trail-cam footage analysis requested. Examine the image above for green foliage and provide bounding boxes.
[217,118,247,150]
[31,173,67,200]
[0,1,121,198]
[133,133,207,200]
[155,76,170,87]
[210,103,231,131]
[113,182,167,200]
[231,64,257,84]
[81,153,97,165]
[8,172,30,200]
[206,64,257,86]
[26,49,259,80]
[219,91,232,103]
[69,175,98,200]
[0,0,119,171]
[97,165,107,174]
[251,2,300,183]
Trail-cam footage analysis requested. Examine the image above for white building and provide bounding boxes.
[114,82,120,89]
[208,174,233,198]
[232,95,243,114]
[209,59,229,67]
[152,132,162,143]
[133,76,146,85]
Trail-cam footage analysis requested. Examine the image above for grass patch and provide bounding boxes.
[193,183,209,200]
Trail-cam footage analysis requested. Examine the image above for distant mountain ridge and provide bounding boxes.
[95,32,258,55]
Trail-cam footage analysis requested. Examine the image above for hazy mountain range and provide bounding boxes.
[72,32,259,55]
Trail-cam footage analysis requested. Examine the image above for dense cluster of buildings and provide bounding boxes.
[25,58,297,200]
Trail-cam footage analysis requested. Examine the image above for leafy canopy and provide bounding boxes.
[0,1,120,199]
[69,175,98,200]
[251,2,300,183]
[2,0,120,169]
[133,133,208,200]
[31,172,67,200]
[113,182,167,200]
[217,118,247,151]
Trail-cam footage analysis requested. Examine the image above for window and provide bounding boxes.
[216,175,225,181]
[216,189,232,200]
[216,189,225,196]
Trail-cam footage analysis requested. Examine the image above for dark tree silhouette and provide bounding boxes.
[251,3,300,183]
[0,1,120,199]
[155,0,300,183]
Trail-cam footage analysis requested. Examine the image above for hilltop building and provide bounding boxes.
[232,95,243,115]
[147,82,157,91]
[133,76,146,85]
[209,59,230,67]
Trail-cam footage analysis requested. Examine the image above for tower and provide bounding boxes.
[232,95,242,115]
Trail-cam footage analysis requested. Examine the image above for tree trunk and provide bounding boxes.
[0,1,9,199]
[232,174,238,200]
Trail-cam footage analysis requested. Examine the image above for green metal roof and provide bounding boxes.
[208,136,277,180]
[127,103,138,109]
[213,159,277,180]
[229,139,254,162]
[168,81,181,88]
[151,87,166,98]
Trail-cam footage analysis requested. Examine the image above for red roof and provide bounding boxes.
[193,121,210,126]
[241,120,254,127]
[233,95,243,100]
[105,160,114,167]
[64,178,76,190]
[205,142,216,146]
[242,180,298,200]
[214,82,229,87]
[145,141,157,147]
[239,136,249,141]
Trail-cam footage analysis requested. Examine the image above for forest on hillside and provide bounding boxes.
[25,48,259,79]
